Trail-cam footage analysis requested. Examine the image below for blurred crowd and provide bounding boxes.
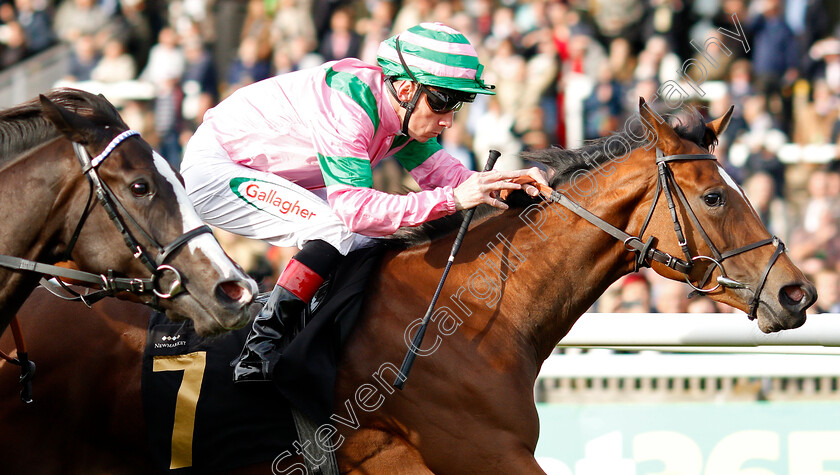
[6,0,840,313]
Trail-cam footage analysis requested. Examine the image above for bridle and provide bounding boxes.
[532,147,786,321]
[0,129,213,305]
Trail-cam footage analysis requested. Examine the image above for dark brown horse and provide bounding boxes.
[0,102,816,474]
[0,89,257,338]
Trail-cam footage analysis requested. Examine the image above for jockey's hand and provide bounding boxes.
[454,167,548,210]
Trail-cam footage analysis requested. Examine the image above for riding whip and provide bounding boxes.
[394,149,501,389]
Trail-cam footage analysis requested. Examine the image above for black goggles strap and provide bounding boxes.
[390,36,426,136]
[385,76,422,136]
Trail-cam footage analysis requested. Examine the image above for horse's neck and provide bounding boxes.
[0,150,78,323]
[467,166,656,365]
[0,149,78,259]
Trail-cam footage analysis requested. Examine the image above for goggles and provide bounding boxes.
[423,86,475,114]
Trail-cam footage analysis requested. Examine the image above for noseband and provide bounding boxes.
[0,130,212,305]
[537,148,785,320]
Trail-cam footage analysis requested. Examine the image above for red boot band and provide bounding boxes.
[277,259,324,302]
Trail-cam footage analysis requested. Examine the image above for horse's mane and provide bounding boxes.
[390,110,713,249]
[523,109,714,188]
[0,88,125,164]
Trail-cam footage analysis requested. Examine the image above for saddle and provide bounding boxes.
[142,244,385,473]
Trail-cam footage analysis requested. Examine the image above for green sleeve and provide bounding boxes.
[391,138,443,171]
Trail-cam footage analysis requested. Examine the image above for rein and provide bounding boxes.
[0,316,34,403]
[0,130,212,305]
[528,148,784,321]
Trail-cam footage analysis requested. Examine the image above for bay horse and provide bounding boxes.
[0,101,816,474]
[0,89,257,338]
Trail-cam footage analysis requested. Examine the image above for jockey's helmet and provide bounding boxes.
[377,22,494,134]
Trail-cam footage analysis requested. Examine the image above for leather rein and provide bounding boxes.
[526,148,785,321]
[0,130,212,401]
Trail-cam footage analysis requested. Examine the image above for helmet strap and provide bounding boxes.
[385,77,422,136]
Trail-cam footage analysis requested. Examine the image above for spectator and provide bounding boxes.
[809,37,840,95]
[607,37,636,86]
[152,73,184,168]
[583,64,622,139]
[485,6,521,50]
[91,36,136,83]
[686,295,720,313]
[711,0,752,62]
[616,273,654,313]
[739,94,775,149]
[743,129,787,196]
[12,0,55,56]
[318,6,362,61]
[226,35,271,92]
[270,0,317,55]
[53,0,112,43]
[793,79,838,145]
[724,59,756,141]
[488,37,527,120]
[356,0,395,65]
[181,38,218,124]
[802,168,839,234]
[785,0,830,66]
[65,34,99,81]
[653,279,690,314]
[790,168,840,269]
[743,171,793,242]
[472,95,523,171]
[240,0,273,64]
[392,0,435,35]
[563,32,607,83]
[749,0,799,132]
[813,268,840,313]
[115,0,156,75]
[140,27,185,87]
[633,35,681,84]
[0,19,27,68]
[588,0,646,52]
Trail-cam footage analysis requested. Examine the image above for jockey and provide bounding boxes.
[180,22,546,383]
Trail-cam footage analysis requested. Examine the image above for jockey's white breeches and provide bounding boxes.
[180,127,366,255]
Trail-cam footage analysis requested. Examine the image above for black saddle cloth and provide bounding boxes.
[141,244,385,472]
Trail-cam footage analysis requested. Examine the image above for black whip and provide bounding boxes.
[394,149,500,389]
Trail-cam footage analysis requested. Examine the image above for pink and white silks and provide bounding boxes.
[181,58,474,255]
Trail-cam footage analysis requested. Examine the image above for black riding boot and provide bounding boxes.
[231,285,304,383]
[232,239,342,383]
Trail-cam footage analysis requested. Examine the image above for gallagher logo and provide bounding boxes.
[229,177,318,220]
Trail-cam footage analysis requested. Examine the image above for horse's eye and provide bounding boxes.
[703,192,723,207]
[130,180,150,197]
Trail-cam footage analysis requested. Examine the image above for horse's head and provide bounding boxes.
[636,98,816,332]
[38,90,257,336]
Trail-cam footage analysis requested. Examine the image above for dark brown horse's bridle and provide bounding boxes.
[0,129,213,305]
[535,148,785,321]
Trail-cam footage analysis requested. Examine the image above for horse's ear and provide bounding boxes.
[39,94,95,145]
[638,97,681,155]
[706,105,734,139]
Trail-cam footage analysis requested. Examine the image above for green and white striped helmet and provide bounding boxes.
[377,22,495,96]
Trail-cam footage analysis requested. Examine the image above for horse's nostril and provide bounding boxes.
[216,280,251,304]
[782,285,805,304]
